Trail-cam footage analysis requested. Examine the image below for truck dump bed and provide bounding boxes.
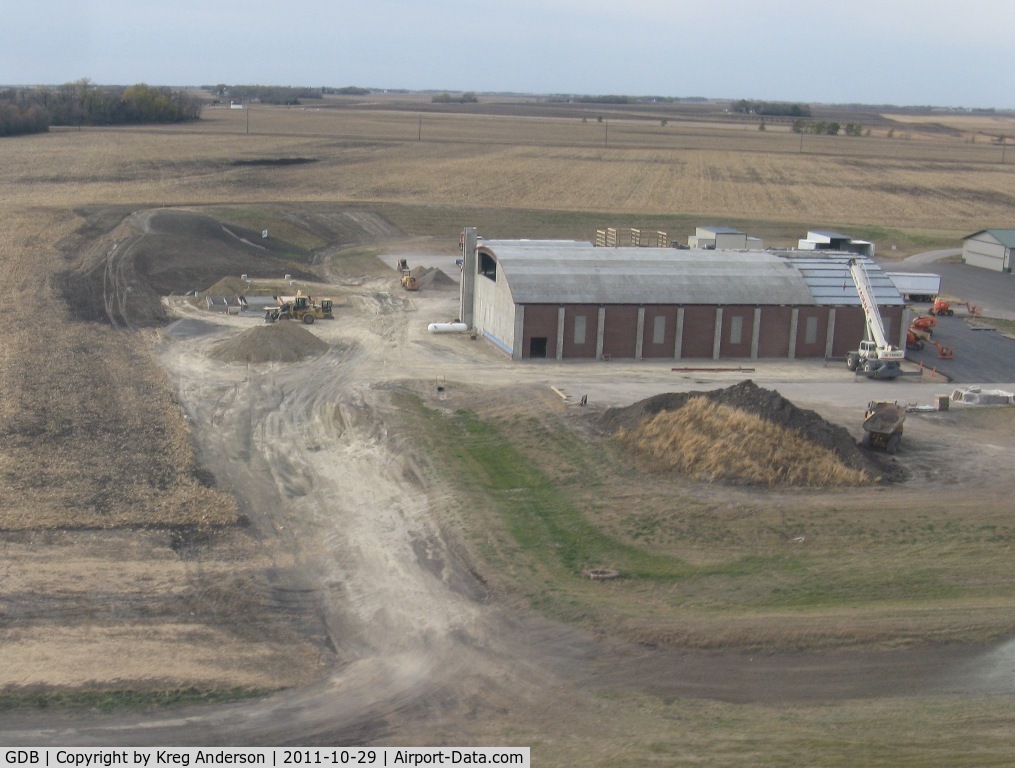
[863,402,905,434]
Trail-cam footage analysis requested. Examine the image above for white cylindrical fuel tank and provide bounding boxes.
[428,322,469,334]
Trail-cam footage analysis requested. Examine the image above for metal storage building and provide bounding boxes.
[687,226,764,250]
[458,229,906,361]
[963,229,1015,273]
[797,230,875,257]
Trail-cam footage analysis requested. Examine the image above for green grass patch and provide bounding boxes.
[973,316,1015,335]
[376,202,963,257]
[325,245,392,278]
[0,686,271,713]
[845,225,963,257]
[402,395,1015,626]
[424,406,693,579]
[411,400,791,587]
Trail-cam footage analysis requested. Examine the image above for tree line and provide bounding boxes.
[207,84,326,105]
[792,119,866,136]
[732,100,811,117]
[0,81,202,136]
[432,92,479,104]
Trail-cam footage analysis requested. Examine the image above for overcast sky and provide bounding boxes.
[4,0,1013,108]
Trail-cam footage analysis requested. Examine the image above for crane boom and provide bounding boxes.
[845,258,904,379]
[848,255,905,355]
[849,258,896,350]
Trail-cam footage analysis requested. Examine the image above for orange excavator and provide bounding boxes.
[907,317,954,358]
[906,328,930,350]
[907,329,954,358]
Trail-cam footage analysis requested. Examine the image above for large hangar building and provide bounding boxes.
[458,228,906,362]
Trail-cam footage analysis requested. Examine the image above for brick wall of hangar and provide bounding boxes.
[517,303,901,360]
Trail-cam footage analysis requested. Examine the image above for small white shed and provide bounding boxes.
[963,229,1015,273]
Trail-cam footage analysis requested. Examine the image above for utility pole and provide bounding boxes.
[418,115,422,141]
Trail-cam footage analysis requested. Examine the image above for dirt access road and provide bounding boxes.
[3,254,1015,749]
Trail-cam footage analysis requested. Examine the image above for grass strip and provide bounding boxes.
[0,686,271,713]
[408,398,983,615]
[414,401,785,582]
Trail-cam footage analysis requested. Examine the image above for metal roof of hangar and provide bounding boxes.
[478,241,903,307]
[778,251,905,306]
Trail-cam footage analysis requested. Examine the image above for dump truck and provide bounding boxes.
[265,291,333,324]
[861,401,905,454]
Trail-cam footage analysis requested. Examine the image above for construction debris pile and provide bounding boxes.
[210,322,329,364]
[601,380,907,486]
[950,386,1015,406]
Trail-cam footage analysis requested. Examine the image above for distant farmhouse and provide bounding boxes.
[687,226,764,250]
[963,229,1015,273]
[797,230,875,258]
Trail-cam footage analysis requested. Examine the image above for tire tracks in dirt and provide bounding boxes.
[5,274,1015,746]
[49,290,561,745]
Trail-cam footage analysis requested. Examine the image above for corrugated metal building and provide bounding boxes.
[458,230,906,361]
[797,230,875,257]
[963,229,1015,273]
[687,226,764,250]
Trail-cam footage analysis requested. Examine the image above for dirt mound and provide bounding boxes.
[410,266,458,290]
[58,205,405,329]
[58,209,320,328]
[210,322,329,364]
[601,380,906,484]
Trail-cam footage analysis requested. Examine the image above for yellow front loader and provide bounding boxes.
[265,291,334,324]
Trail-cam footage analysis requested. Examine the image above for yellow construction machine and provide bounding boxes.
[862,401,906,454]
[265,291,334,324]
[397,258,419,291]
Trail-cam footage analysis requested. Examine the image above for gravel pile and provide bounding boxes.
[410,266,458,290]
[210,322,329,364]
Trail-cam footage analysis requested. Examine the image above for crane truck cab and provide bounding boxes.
[847,342,904,379]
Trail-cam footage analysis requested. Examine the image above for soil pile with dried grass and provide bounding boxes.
[210,322,329,364]
[601,380,905,485]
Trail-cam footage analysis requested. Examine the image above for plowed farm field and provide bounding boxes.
[0,103,1012,236]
